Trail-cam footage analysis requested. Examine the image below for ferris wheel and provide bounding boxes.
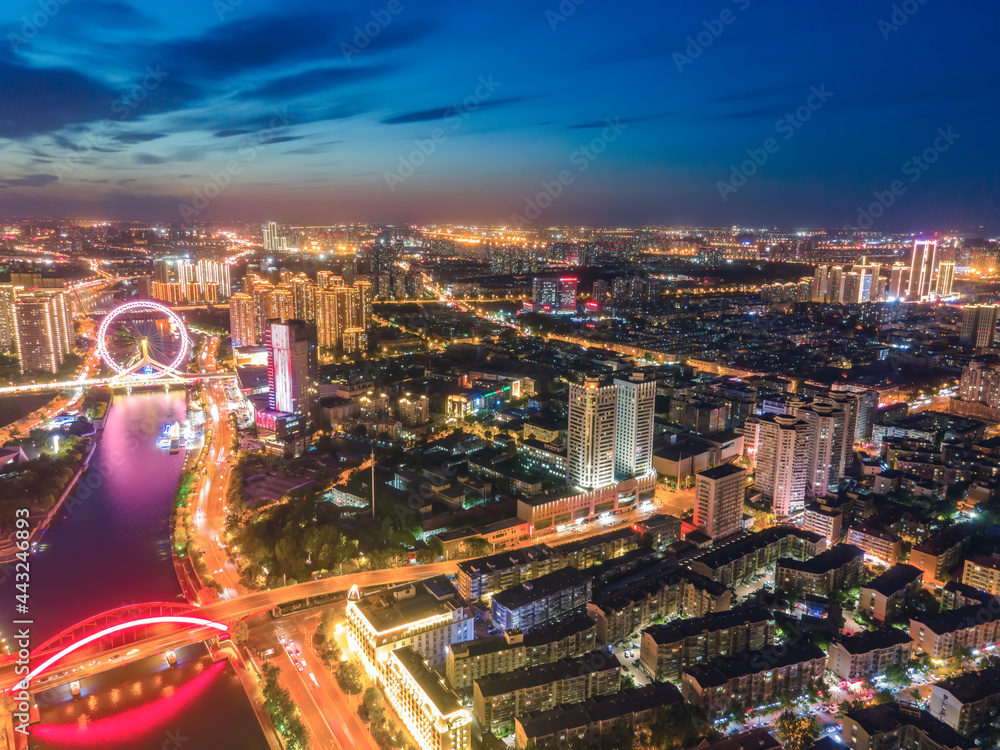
[96,300,190,379]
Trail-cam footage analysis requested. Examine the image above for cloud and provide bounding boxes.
[713,83,812,103]
[163,9,353,78]
[242,64,396,101]
[0,173,59,188]
[54,0,156,30]
[214,129,250,138]
[567,112,671,129]
[0,59,118,137]
[133,153,170,164]
[381,97,527,125]
[114,132,167,144]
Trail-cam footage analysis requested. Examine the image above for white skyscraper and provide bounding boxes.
[888,264,908,300]
[792,402,848,496]
[755,414,812,518]
[851,257,880,302]
[567,377,617,489]
[935,260,955,297]
[907,239,938,300]
[614,372,655,478]
[262,221,285,252]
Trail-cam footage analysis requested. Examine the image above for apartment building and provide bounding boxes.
[961,555,1000,597]
[688,526,825,587]
[455,545,561,602]
[445,615,596,691]
[847,519,902,566]
[859,564,924,623]
[910,525,974,587]
[828,629,914,681]
[693,463,747,540]
[346,576,475,681]
[473,652,621,734]
[551,527,643,570]
[803,501,843,545]
[929,665,1000,736]
[843,703,974,750]
[775,543,864,598]
[940,581,990,611]
[909,603,1000,662]
[681,641,826,717]
[587,559,732,644]
[384,646,472,750]
[640,606,775,683]
[491,567,593,632]
[514,682,683,750]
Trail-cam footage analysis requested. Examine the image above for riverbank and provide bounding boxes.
[0,437,99,566]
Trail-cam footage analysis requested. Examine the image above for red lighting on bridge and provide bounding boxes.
[13,616,228,690]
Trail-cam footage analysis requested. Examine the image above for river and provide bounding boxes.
[0,391,268,750]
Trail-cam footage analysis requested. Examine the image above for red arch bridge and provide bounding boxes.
[2,602,229,693]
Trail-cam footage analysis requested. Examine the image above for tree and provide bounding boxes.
[337,661,364,694]
[362,686,383,711]
[464,537,491,558]
[230,620,250,644]
[883,664,910,687]
[776,711,819,750]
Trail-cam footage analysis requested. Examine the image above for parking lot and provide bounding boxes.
[609,639,651,687]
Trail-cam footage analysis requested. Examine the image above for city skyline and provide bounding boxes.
[3,3,1000,750]
[0,1,996,228]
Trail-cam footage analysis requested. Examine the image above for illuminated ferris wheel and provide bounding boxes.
[96,300,189,379]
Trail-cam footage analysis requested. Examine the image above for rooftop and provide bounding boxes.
[934,664,1000,704]
[391,646,464,718]
[516,682,683,739]
[913,524,972,556]
[777,543,864,575]
[551,526,640,556]
[833,628,912,655]
[845,703,974,750]
[683,641,825,687]
[456,544,558,577]
[475,651,620,697]
[862,564,923,596]
[697,463,746,481]
[911,602,1000,635]
[491,567,591,612]
[643,606,773,645]
[450,614,595,659]
[692,527,824,570]
[353,576,463,635]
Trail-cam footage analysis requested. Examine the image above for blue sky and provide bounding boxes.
[0,0,997,229]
